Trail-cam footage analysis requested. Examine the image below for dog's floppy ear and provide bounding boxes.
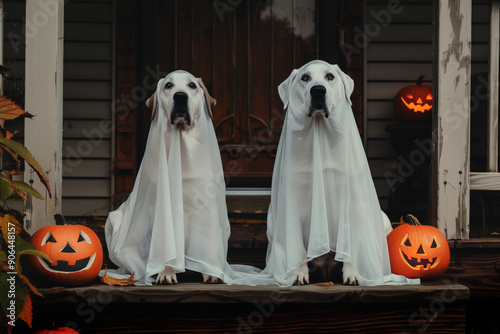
[278,69,298,110]
[146,89,158,120]
[197,78,216,119]
[332,64,354,106]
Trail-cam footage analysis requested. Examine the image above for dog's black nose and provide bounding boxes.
[310,85,326,98]
[173,92,188,102]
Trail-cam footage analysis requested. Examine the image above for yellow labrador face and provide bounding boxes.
[159,71,202,130]
[292,62,339,118]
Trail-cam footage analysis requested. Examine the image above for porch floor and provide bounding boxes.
[31,282,470,333]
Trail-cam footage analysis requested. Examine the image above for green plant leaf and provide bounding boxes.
[12,181,55,215]
[0,273,28,320]
[0,138,51,198]
[0,176,14,201]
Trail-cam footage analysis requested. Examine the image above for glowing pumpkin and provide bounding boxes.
[387,214,450,280]
[27,216,103,286]
[394,75,433,122]
[33,327,79,334]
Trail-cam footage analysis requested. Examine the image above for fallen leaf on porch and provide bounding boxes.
[100,265,135,286]
[313,282,334,286]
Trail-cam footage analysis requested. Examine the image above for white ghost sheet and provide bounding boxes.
[103,71,259,285]
[257,60,420,286]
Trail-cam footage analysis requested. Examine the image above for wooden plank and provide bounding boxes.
[62,198,111,217]
[36,282,469,304]
[62,159,111,178]
[63,120,112,139]
[63,139,111,158]
[470,172,500,190]
[431,0,471,239]
[65,2,113,22]
[64,61,112,80]
[367,43,433,62]
[64,101,112,119]
[65,23,113,42]
[24,0,64,233]
[487,0,499,172]
[62,179,111,197]
[367,63,432,81]
[32,299,467,334]
[64,81,112,100]
[64,42,112,61]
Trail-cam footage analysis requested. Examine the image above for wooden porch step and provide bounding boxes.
[32,282,469,333]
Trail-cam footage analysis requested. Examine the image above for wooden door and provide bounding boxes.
[148,0,340,187]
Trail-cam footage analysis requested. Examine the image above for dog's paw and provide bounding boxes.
[342,262,359,286]
[156,266,178,285]
[202,274,222,284]
[293,263,310,285]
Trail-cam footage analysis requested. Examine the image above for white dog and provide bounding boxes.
[263,60,398,286]
[105,71,232,285]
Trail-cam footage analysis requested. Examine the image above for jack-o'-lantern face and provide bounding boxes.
[399,233,441,270]
[27,224,103,286]
[387,215,450,280]
[400,92,433,113]
[394,75,433,122]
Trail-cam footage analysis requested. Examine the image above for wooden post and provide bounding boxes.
[24,0,64,233]
[488,0,499,172]
[431,0,471,239]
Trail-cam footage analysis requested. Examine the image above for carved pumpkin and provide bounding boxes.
[28,216,103,286]
[387,214,449,280]
[394,75,433,122]
[34,327,79,334]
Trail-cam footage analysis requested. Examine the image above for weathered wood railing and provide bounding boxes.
[433,0,500,240]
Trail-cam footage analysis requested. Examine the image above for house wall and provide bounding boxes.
[365,0,489,221]
[2,0,114,217]
[62,0,114,216]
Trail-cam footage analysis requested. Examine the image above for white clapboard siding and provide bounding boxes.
[366,0,489,214]
[62,0,114,216]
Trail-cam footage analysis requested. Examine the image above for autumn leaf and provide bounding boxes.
[17,293,32,329]
[313,282,335,286]
[0,213,23,245]
[0,96,34,123]
[0,137,51,198]
[100,265,135,286]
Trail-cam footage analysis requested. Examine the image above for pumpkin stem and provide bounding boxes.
[54,213,67,226]
[416,75,425,86]
[405,214,421,226]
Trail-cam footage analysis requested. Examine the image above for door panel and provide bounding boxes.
[151,0,341,186]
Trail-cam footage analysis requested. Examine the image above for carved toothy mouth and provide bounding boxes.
[401,250,437,270]
[401,97,432,113]
[36,253,96,273]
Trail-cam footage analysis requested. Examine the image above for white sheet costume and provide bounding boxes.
[260,60,419,286]
[105,71,239,285]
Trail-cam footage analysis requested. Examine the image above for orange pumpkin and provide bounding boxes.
[34,327,79,334]
[394,75,433,122]
[387,214,450,280]
[27,216,103,286]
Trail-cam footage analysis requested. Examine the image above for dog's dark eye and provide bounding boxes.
[165,82,173,89]
[326,73,335,81]
[301,74,310,82]
[188,82,197,89]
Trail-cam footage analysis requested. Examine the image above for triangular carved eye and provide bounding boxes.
[77,231,92,244]
[404,238,412,247]
[430,239,438,248]
[41,232,57,246]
